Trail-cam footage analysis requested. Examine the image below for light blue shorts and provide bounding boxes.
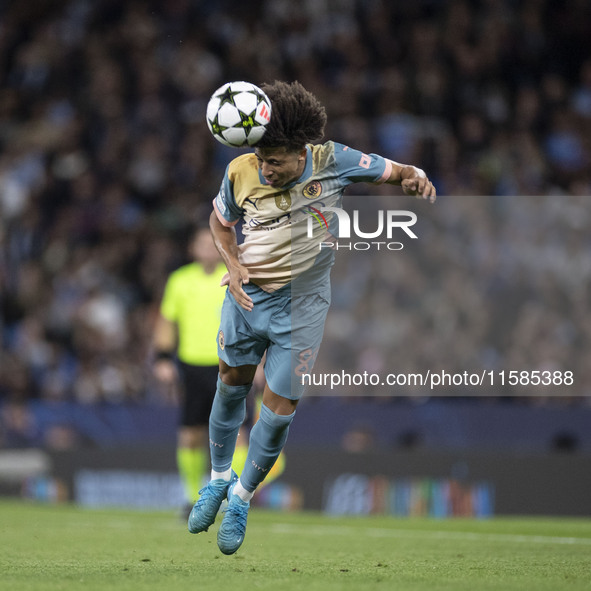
[217,282,330,400]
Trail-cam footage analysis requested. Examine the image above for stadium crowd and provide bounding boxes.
[1,0,591,445]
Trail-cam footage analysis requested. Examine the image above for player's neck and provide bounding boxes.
[285,154,307,187]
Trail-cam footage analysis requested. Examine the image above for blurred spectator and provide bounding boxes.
[1,0,590,448]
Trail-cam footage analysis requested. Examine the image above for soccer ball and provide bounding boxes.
[206,81,272,148]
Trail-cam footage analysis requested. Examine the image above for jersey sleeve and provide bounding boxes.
[332,142,392,185]
[212,164,244,227]
[160,273,179,322]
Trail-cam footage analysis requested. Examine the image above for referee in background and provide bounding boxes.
[153,226,229,516]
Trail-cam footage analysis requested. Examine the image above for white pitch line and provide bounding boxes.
[271,523,591,546]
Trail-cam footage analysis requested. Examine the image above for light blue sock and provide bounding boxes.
[209,376,250,472]
[240,403,295,492]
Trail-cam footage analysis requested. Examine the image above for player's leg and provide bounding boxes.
[188,362,255,533]
[217,304,303,553]
[209,362,257,477]
[217,288,329,554]
[234,289,329,494]
[230,363,285,484]
[189,287,267,534]
[235,384,296,496]
[217,383,296,555]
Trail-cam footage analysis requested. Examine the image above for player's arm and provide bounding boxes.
[209,210,253,312]
[384,160,437,203]
[333,143,436,203]
[153,314,178,384]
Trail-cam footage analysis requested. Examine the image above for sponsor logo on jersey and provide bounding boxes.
[303,180,322,199]
[215,192,227,215]
[218,330,225,351]
[275,193,291,211]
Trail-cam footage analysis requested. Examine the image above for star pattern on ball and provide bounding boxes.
[216,86,241,107]
[210,116,225,135]
[239,110,255,130]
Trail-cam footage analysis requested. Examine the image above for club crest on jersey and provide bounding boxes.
[303,180,322,199]
[218,330,225,351]
[275,193,291,211]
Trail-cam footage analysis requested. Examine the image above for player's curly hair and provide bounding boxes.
[256,80,327,152]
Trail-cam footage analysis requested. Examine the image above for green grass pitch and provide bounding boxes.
[1,499,590,591]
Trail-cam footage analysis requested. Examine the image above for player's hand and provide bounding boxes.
[222,264,254,311]
[401,177,437,203]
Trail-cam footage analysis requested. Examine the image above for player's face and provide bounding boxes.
[255,147,307,189]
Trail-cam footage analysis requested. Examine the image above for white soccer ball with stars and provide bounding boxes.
[206,81,272,148]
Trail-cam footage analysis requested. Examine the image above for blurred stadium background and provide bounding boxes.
[0,0,590,517]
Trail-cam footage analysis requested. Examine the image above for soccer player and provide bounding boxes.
[153,227,229,516]
[188,81,436,554]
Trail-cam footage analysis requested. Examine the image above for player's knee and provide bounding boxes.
[218,362,257,387]
[262,386,298,415]
[216,375,251,401]
[259,402,295,430]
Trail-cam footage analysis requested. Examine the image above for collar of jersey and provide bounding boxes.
[257,146,313,190]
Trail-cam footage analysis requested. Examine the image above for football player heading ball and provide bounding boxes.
[190,80,436,555]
